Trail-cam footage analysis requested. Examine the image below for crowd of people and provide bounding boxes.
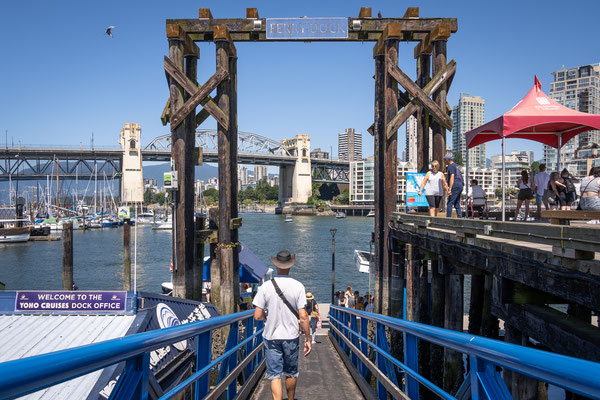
[418,154,600,221]
[333,286,375,312]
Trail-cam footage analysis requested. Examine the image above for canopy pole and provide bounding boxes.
[501,136,506,222]
[465,147,469,218]
[557,135,562,172]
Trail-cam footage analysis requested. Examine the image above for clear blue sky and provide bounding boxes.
[1,0,598,163]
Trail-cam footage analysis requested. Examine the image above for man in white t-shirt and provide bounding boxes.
[253,250,311,400]
[533,163,550,219]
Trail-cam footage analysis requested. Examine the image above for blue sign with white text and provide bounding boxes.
[266,18,349,40]
[15,291,126,312]
[406,172,429,207]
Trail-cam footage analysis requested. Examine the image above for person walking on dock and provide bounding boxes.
[418,160,448,217]
[253,250,312,400]
[444,154,464,218]
[534,163,550,218]
[305,292,319,344]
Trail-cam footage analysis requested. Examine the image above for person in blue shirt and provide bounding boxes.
[444,154,464,218]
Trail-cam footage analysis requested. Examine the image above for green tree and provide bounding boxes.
[267,185,279,201]
[495,187,518,200]
[530,161,540,174]
[143,188,154,204]
[202,188,219,204]
[333,188,350,205]
[155,192,166,205]
[454,152,464,166]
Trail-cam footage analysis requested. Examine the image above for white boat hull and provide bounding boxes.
[0,233,30,243]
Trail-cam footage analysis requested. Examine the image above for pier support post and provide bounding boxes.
[429,258,445,388]
[193,214,205,301]
[209,208,221,307]
[416,51,431,172]
[215,29,239,315]
[504,325,545,400]
[123,218,131,291]
[168,32,196,299]
[62,222,73,290]
[373,26,400,315]
[481,274,499,339]
[468,274,484,335]
[389,239,405,360]
[442,258,464,393]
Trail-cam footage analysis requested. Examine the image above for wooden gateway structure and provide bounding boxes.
[161,7,458,317]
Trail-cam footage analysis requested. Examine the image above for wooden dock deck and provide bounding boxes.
[251,304,364,400]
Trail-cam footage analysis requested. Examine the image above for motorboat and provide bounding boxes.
[366,210,375,217]
[284,214,293,223]
[335,211,346,219]
[41,218,80,231]
[153,214,173,230]
[354,249,373,274]
[0,220,30,243]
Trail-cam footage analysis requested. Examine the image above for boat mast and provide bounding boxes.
[56,158,60,220]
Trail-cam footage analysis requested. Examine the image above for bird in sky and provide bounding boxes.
[105,26,116,37]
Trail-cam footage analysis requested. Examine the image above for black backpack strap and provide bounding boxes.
[271,278,299,320]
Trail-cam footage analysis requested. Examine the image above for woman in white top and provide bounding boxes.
[515,170,536,221]
[418,160,449,217]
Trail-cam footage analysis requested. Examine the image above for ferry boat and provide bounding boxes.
[0,223,30,243]
[335,211,346,219]
[354,249,373,273]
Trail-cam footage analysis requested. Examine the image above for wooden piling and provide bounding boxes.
[405,244,419,322]
[389,240,405,360]
[481,274,499,338]
[504,325,544,400]
[62,222,73,290]
[208,207,221,307]
[429,259,445,388]
[443,262,464,394]
[416,52,431,172]
[468,274,484,335]
[373,51,385,314]
[123,218,131,291]
[194,214,205,301]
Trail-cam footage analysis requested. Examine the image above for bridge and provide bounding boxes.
[0,129,349,204]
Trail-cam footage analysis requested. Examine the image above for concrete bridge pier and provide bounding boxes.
[278,134,312,208]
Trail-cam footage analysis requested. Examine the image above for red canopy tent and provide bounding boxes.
[464,76,600,220]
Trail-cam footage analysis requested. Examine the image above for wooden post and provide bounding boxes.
[481,274,499,338]
[389,240,405,361]
[443,260,464,393]
[431,38,448,164]
[504,325,544,400]
[416,52,431,172]
[376,24,401,315]
[373,50,385,314]
[194,214,205,301]
[82,208,86,230]
[406,244,419,322]
[123,218,131,291]
[215,29,239,315]
[62,222,73,290]
[468,274,484,335]
[208,207,221,306]
[430,259,445,388]
[168,32,196,299]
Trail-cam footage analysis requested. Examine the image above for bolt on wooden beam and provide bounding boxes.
[199,8,213,19]
[358,7,372,18]
[246,8,259,19]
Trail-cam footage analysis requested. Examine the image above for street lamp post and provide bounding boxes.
[330,227,337,304]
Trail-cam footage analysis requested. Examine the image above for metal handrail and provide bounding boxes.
[0,310,261,400]
[329,306,600,399]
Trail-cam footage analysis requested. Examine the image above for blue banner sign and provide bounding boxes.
[266,18,348,40]
[405,173,429,207]
[15,291,126,312]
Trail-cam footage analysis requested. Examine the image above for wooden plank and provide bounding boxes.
[246,8,259,19]
[387,64,453,130]
[164,57,229,129]
[541,210,600,221]
[170,69,229,129]
[386,59,456,138]
[382,22,402,39]
[403,7,419,18]
[429,22,452,41]
[198,8,213,19]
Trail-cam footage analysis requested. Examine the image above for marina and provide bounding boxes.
[0,3,600,400]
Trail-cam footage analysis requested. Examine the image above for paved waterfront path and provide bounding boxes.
[251,303,364,400]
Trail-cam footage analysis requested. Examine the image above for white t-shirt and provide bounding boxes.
[252,276,307,340]
[534,172,550,195]
[346,295,356,309]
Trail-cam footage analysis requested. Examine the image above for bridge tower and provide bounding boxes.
[279,134,312,206]
[119,123,144,204]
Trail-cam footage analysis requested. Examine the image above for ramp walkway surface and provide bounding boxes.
[251,304,364,400]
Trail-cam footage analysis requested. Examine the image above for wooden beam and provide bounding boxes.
[382,22,402,39]
[198,8,213,19]
[213,25,237,56]
[170,69,229,129]
[430,22,452,41]
[403,7,419,18]
[166,23,199,56]
[358,7,372,18]
[161,98,170,126]
[386,60,456,138]
[414,39,432,59]
[388,64,453,131]
[164,56,229,129]
[246,8,259,19]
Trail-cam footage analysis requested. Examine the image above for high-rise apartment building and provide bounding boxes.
[405,115,433,166]
[490,151,533,186]
[310,148,329,159]
[452,93,486,168]
[349,157,415,204]
[338,128,362,161]
[544,63,600,172]
[253,165,268,182]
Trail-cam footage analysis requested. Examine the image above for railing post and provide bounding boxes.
[360,316,369,378]
[350,314,359,367]
[195,331,211,399]
[375,322,388,400]
[227,321,239,399]
[256,320,264,364]
[245,317,255,376]
[404,333,419,399]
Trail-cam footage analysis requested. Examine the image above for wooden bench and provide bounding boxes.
[540,210,600,225]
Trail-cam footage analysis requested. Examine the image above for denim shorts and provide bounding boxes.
[536,193,543,204]
[580,196,600,210]
[264,338,300,380]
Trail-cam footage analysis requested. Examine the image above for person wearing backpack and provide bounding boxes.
[305,292,319,344]
[558,169,579,210]
[253,250,311,400]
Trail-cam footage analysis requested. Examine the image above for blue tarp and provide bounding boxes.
[203,242,269,283]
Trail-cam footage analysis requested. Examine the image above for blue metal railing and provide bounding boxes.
[329,306,600,400]
[0,310,264,400]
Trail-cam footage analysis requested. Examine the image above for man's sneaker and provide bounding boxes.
[312,340,316,344]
